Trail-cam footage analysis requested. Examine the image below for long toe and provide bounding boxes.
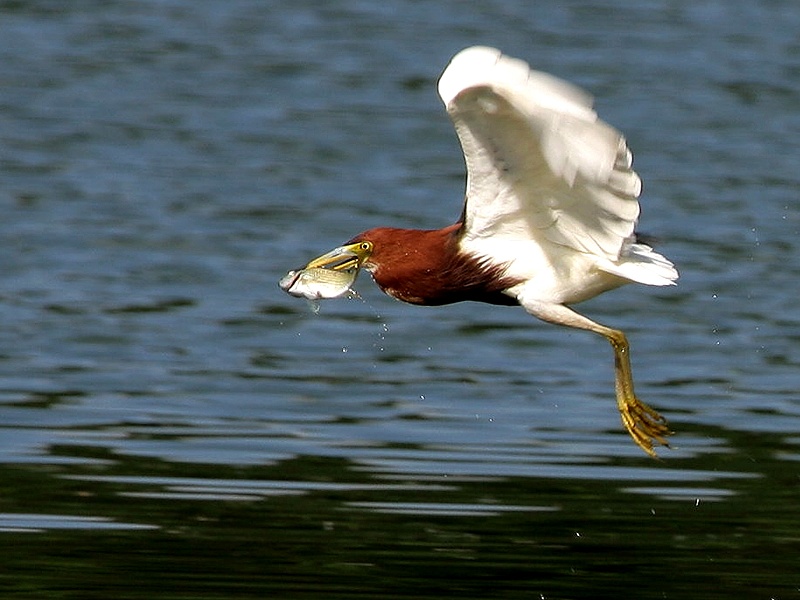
[619,396,672,457]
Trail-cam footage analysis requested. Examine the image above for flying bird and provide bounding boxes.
[287,46,678,456]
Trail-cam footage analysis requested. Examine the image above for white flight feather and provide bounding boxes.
[437,46,677,304]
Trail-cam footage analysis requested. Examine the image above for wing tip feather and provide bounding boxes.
[438,46,595,120]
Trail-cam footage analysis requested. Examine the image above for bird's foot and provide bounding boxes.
[617,394,672,458]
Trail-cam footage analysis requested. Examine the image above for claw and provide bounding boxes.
[618,394,672,457]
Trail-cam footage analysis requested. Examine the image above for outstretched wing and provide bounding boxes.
[438,46,642,266]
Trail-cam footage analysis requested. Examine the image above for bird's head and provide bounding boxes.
[303,226,472,305]
[306,227,426,275]
[306,227,442,275]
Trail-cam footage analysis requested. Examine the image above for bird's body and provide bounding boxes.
[284,46,678,456]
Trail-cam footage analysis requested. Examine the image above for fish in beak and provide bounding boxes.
[280,242,373,301]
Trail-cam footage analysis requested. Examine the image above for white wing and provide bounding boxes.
[438,46,675,286]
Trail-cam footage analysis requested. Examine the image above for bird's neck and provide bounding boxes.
[364,223,519,306]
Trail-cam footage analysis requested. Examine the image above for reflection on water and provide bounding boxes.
[0,448,797,598]
[0,513,157,533]
[2,0,800,598]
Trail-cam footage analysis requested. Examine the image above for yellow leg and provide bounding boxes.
[603,328,671,457]
[521,301,672,457]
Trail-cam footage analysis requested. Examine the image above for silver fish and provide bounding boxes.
[279,266,359,300]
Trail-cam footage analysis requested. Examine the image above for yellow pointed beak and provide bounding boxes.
[305,241,373,271]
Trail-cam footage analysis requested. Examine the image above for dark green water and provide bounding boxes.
[1,0,799,598]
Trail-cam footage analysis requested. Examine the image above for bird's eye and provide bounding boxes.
[360,242,372,251]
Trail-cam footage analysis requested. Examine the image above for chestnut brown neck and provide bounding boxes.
[351,223,519,306]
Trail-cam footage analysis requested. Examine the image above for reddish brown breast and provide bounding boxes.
[348,224,520,306]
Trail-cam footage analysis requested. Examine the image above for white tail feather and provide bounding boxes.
[599,241,678,286]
